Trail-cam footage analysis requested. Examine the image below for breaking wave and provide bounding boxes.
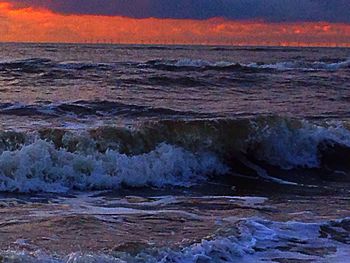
[0,116,349,193]
[0,141,226,193]
[144,58,350,71]
[1,57,349,75]
[248,118,350,169]
[247,58,350,71]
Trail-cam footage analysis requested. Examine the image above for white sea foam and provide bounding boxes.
[2,57,349,72]
[311,59,350,70]
[2,218,348,262]
[0,119,349,193]
[247,61,297,70]
[152,58,236,68]
[0,141,227,193]
[248,58,350,71]
[153,58,350,71]
[158,218,350,262]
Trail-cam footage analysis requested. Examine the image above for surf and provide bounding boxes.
[0,116,349,193]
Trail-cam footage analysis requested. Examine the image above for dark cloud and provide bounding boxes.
[7,0,350,23]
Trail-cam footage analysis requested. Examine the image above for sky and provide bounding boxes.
[0,0,349,46]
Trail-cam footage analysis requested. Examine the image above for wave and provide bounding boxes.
[0,101,208,118]
[122,75,208,87]
[0,141,226,193]
[247,118,350,169]
[1,218,348,262]
[144,59,246,71]
[0,58,114,73]
[0,58,52,74]
[154,218,350,263]
[1,57,349,76]
[0,116,349,192]
[31,116,350,170]
[56,61,114,71]
[247,58,350,71]
[144,58,350,71]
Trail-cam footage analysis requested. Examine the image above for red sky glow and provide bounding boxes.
[0,1,349,47]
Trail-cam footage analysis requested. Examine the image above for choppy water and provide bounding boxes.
[0,43,349,262]
[0,43,349,123]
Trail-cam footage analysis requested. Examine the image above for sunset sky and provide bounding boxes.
[0,0,349,46]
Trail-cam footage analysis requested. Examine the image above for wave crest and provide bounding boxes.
[1,57,348,75]
[248,119,350,169]
[0,140,226,193]
[0,116,349,192]
[144,58,350,71]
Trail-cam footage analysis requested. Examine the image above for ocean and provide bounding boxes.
[0,43,349,262]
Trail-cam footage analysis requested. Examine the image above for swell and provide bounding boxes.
[210,46,304,52]
[143,59,253,72]
[0,116,349,192]
[143,58,350,72]
[0,58,113,78]
[0,101,209,118]
[1,57,349,76]
[123,75,209,87]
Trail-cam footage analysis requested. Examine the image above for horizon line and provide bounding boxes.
[0,41,349,49]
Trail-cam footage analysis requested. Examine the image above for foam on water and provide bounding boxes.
[169,59,239,69]
[0,117,349,192]
[2,57,349,72]
[0,141,227,193]
[0,118,350,192]
[248,58,350,71]
[143,218,350,263]
[1,218,349,262]
[147,58,350,71]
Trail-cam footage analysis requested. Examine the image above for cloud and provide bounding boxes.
[5,0,350,23]
[0,1,349,47]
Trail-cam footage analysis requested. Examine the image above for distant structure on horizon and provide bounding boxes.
[79,38,347,48]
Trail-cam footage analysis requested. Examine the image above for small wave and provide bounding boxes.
[57,61,114,71]
[0,58,52,73]
[124,75,208,87]
[0,101,206,118]
[248,58,350,71]
[144,58,350,72]
[0,58,115,74]
[2,57,348,75]
[0,103,56,117]
[144,59,244,71]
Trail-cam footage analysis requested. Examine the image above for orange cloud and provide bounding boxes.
[0,1,349,47]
